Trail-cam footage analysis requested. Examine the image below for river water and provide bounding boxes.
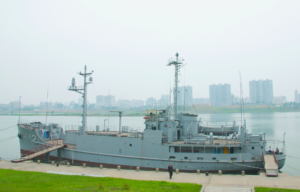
[1,112,299,176]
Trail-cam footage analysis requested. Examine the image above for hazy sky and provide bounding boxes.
[1,1,299,105]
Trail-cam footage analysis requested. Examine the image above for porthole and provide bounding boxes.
[251,157,255,160]
[129,143,132,147]
[212,157,216,160]
[252,147,255,150]
[169,156,175,159]
[231,158,237,161]
[197,157,203,160]
[184,157,188,160]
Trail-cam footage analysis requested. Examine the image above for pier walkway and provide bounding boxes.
[263,152,278,177]
[0,161,299,190]
[11,140,65,163]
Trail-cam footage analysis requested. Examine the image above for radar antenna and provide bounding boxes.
[68,65,93,133]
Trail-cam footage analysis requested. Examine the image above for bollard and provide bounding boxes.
[176,169,179,174]
[100,165,103,169]
[242,171,245,176]
[156,168,159,172]
[206,172,209,176]
[136,167,140,172]
[37,160,40,164]
[67,162,70,167]
[51,161,55,165]
[83,163,86,168]
[197,170,200,175]
[219,170,222,175]
[117,166,121,170]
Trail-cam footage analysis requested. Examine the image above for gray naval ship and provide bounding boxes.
[14,53,286,175]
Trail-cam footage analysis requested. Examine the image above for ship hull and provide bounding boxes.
[17,126,286,173]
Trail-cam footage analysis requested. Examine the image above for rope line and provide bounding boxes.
[0,135,17,143]
[230,162,264,170]
[0,125,16,132]
[286,155,300,160]
[285,164,300,172]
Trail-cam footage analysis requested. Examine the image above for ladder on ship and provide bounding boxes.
[263,151,278,177]
[11,140,65,163]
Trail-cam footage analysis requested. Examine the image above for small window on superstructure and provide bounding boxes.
[197,157,203,160]
[169,156,175,159]
[212,157,216,160]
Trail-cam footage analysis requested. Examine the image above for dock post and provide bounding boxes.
[45,152,50,163]
[37,160,40,164]
[51,161,55,165]
[242,171,245,176]
[57,149,62,161]
[219,170,222,175]
[83,163,86,168]
[197,170,200,174]
[67,162,70,167]
[100,165,103,169]
[117,166,121,170]
[156,168,159,172]
[176,169,179,174]
[136,167,140,171]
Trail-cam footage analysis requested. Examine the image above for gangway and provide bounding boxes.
[11,140,65,163]
[263,151,278,177]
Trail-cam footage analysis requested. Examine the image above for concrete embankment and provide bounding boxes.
[1,160,299,190]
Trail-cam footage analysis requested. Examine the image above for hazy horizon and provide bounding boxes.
[1,1,299,105]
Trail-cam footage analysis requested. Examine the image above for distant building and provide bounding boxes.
[96,95,116,108]
[193,98,209,104]
[295,90,299,103]
[249,79,273,104]
[131,100,144,108]
[117,99,131,109]
[174,85,193,106]
[231,95,240,105]
[243,97,250,104]
[78,98,83,105]
[158,95,169,107]
[145,97,157,108]
[40,101,53,109]
[209,84,231,106]
[273,96,287,105]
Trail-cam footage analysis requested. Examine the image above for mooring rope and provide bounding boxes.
[0,125,16,132]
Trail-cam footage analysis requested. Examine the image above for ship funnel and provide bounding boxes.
[72,77,76,86]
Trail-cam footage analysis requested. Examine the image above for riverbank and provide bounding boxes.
[1,161,300,190]
[1,105,300,116]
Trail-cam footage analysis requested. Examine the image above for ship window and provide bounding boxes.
[184,157,188,160]
[174,146,180,153]
[231,158,237,161]
[129,143,132,147]
[261,146,263,149]
[197,157,203,160]
[251,157,255,160]
[252,147,255,150]
[181,147,192,153]
[212,157,216,160]
[169,156,175,159]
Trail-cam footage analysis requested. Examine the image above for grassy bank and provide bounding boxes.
[0,169,201,192]
[255,187,300,192]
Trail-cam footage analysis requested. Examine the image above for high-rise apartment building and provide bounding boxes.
[96,95,116,108]
[273,96,287,105]
[145,97,157,107]
[131,100,144,108]
[249,79,273,104]
[174,85,193,106]
[209,84,231,106]
[158,95,169,107]
[117,99,131,109]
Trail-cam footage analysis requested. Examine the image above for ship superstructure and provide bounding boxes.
[14,55,286,175]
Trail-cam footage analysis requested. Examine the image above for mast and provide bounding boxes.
[68,65,93,134]
[167,53,183,119]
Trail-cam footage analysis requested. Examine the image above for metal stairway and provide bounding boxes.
[263,152,278,177]
[12,140,65,163]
